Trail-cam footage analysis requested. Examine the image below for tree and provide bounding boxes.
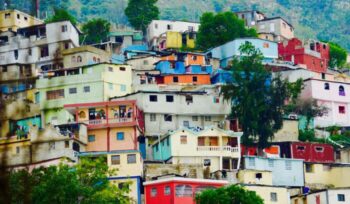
[125,0,159,32]
[196,185,263,204]
[293,99,328,130]
[328,42,348,69]
[196,12,258,50]
[221,42,296,150]
[45,7,77,25]
[81,18,111,44]
[7,158,131,204]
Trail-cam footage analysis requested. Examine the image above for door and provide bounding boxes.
[89,108,96,120]
[119,106,126,118]
[209,137,218,146]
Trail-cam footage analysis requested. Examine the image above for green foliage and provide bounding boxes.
[328,42,348,68]
[221,42,293,149]
[195,184,264,204]
[7,158,131,204]
[293,99,328,130]
[81,18,111,44]
[196,11,257,50]
[45,7,77,25]
[125,0,159,32]
[299,129,315,142]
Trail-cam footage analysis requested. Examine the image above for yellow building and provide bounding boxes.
[158,31,196,50]
[80,150,143,204]
[304,163,350,189]
[62,46,111,68]
[238,169,273,185]
[244,185,293,204]
[0,10,43,32]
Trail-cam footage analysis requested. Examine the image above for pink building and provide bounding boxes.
[301,78,350,128]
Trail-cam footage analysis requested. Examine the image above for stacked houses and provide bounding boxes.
[1,8,350,204]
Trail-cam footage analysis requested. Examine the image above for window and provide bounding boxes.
[166,137,170,146]
[120,85,126,92]
[69,88,77,94]
[143,60,149,65]
[5,13,11,18]
[127,154,136,164]
[193,76,198,82]
[255,173,262,179]
[150,114,156,121]
[324,83,330,90]
[118,182,129,190]
[270,192,277,202]
[154,144,159,152]
[192,116,198,121]
[151,188,157,197]
[336,150,341,160]
[119,67,126,71]
[17,14,20,19]
[213,97,220,103]
[204,159,211,166]
[77,56,82,62]
[321,73,326,79]
[88,135,95,142]
[24,16,28,21]
[83,86,90,93]
[166,95,174,102]
[46,89,64,100]
[149,95,157,102]
[117,132,124,140]
[315,146,324,152]
[173,76,179,83]
[64,42,69,49]
[248,158,255,166]
[285,161,292,170]
[339,86,345,96]
[204,116,211,121]
[164,186,171,195]
[185,95,193,103]
[111,155,120,165]
[65,141,69,148]
[16,146,20,154]
[175,185,192,197]
[180,135,187,144]
[61,25,68,32]
[2,66,7,72]
[268,159,274,167]
[192,55,197,61]
[109,83,113,90]
[108,67,113,72]
[305,163,314,173]
[338,194,345,202]
[164,114,172,122]
[40,46,49,58]
[14,50,18,60]
[49,142,55,150]
[167,24,172,30]
[297,146,305,151]
[339,106,346,114]
[183,121,189,127]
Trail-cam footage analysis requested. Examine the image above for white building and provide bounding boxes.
[0,20,80,72]
[112,88,231,137]
[147,20,200,50]
[292,188,350,204]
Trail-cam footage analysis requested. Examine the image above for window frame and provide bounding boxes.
[111,155,121,165]
[116,132,124,141]
[88,135,95,142]
[127,154,137,164]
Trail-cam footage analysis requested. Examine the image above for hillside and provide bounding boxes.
[1,0,350,50]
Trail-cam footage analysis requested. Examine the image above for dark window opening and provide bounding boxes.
[166,95,174,102]
[149,95,158,102]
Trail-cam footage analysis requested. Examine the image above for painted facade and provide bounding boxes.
[244,156,304,186]
[300,78,350,128]
[36,63,132,125]
[156,74,211,85]
[278,38,330,73]
[304,163,350,189]
[144,177,227,204]
[152,127,242,172]
[293,188,350,204]
[208,38,278,68]
[238,169,273,185]
[235,10,266,28]
[62,46,110,68]
[244,185,293,204]
[257,17,294,42]
[157,31,196,50]
[64,100,145,154]
[0,9,43,32]
[147,20,200,50]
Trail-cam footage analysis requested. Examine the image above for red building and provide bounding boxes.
[144,177,228,204]
[274,142,335,163]
[278,38,329,73]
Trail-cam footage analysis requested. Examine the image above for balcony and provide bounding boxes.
[82,117,136,129]
[196,146,240,157]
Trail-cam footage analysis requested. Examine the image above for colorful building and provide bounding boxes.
[273,142,335,163]
[152,127,242,172]
[64,100,145,153]
[243,156,304,186]
[208,38,278,68]
[157,31,196,50]
[79,150,143,204]
[278,38,330,73]
[36,63,132,125]
[0,9,43,32]
[257,17,294,42]
[62,45,110,68]
[155,74,211,85]
[300,78,350,128]
[244,184,296,204]
[292,188,350,204]
[144,177,227,204]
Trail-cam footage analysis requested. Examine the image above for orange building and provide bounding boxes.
[156,74,211,85]
[64,100,145,152]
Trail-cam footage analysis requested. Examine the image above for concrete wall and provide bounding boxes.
[244,185,291,204]
[273,120,299,142]
[144,163,204,181]
[0,10,42,32]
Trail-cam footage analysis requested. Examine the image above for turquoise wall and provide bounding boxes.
[152,137,171,161]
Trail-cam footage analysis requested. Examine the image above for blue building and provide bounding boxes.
[155,60,186,74]
[211,69,234,84]
[244,156,304,187]
[207,38,278,68]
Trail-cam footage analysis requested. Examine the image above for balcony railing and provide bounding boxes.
[197,146,239,152]
[83,117,134,127]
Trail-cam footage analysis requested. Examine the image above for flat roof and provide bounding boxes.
[258,17,294,28]
[143,177,228,186]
